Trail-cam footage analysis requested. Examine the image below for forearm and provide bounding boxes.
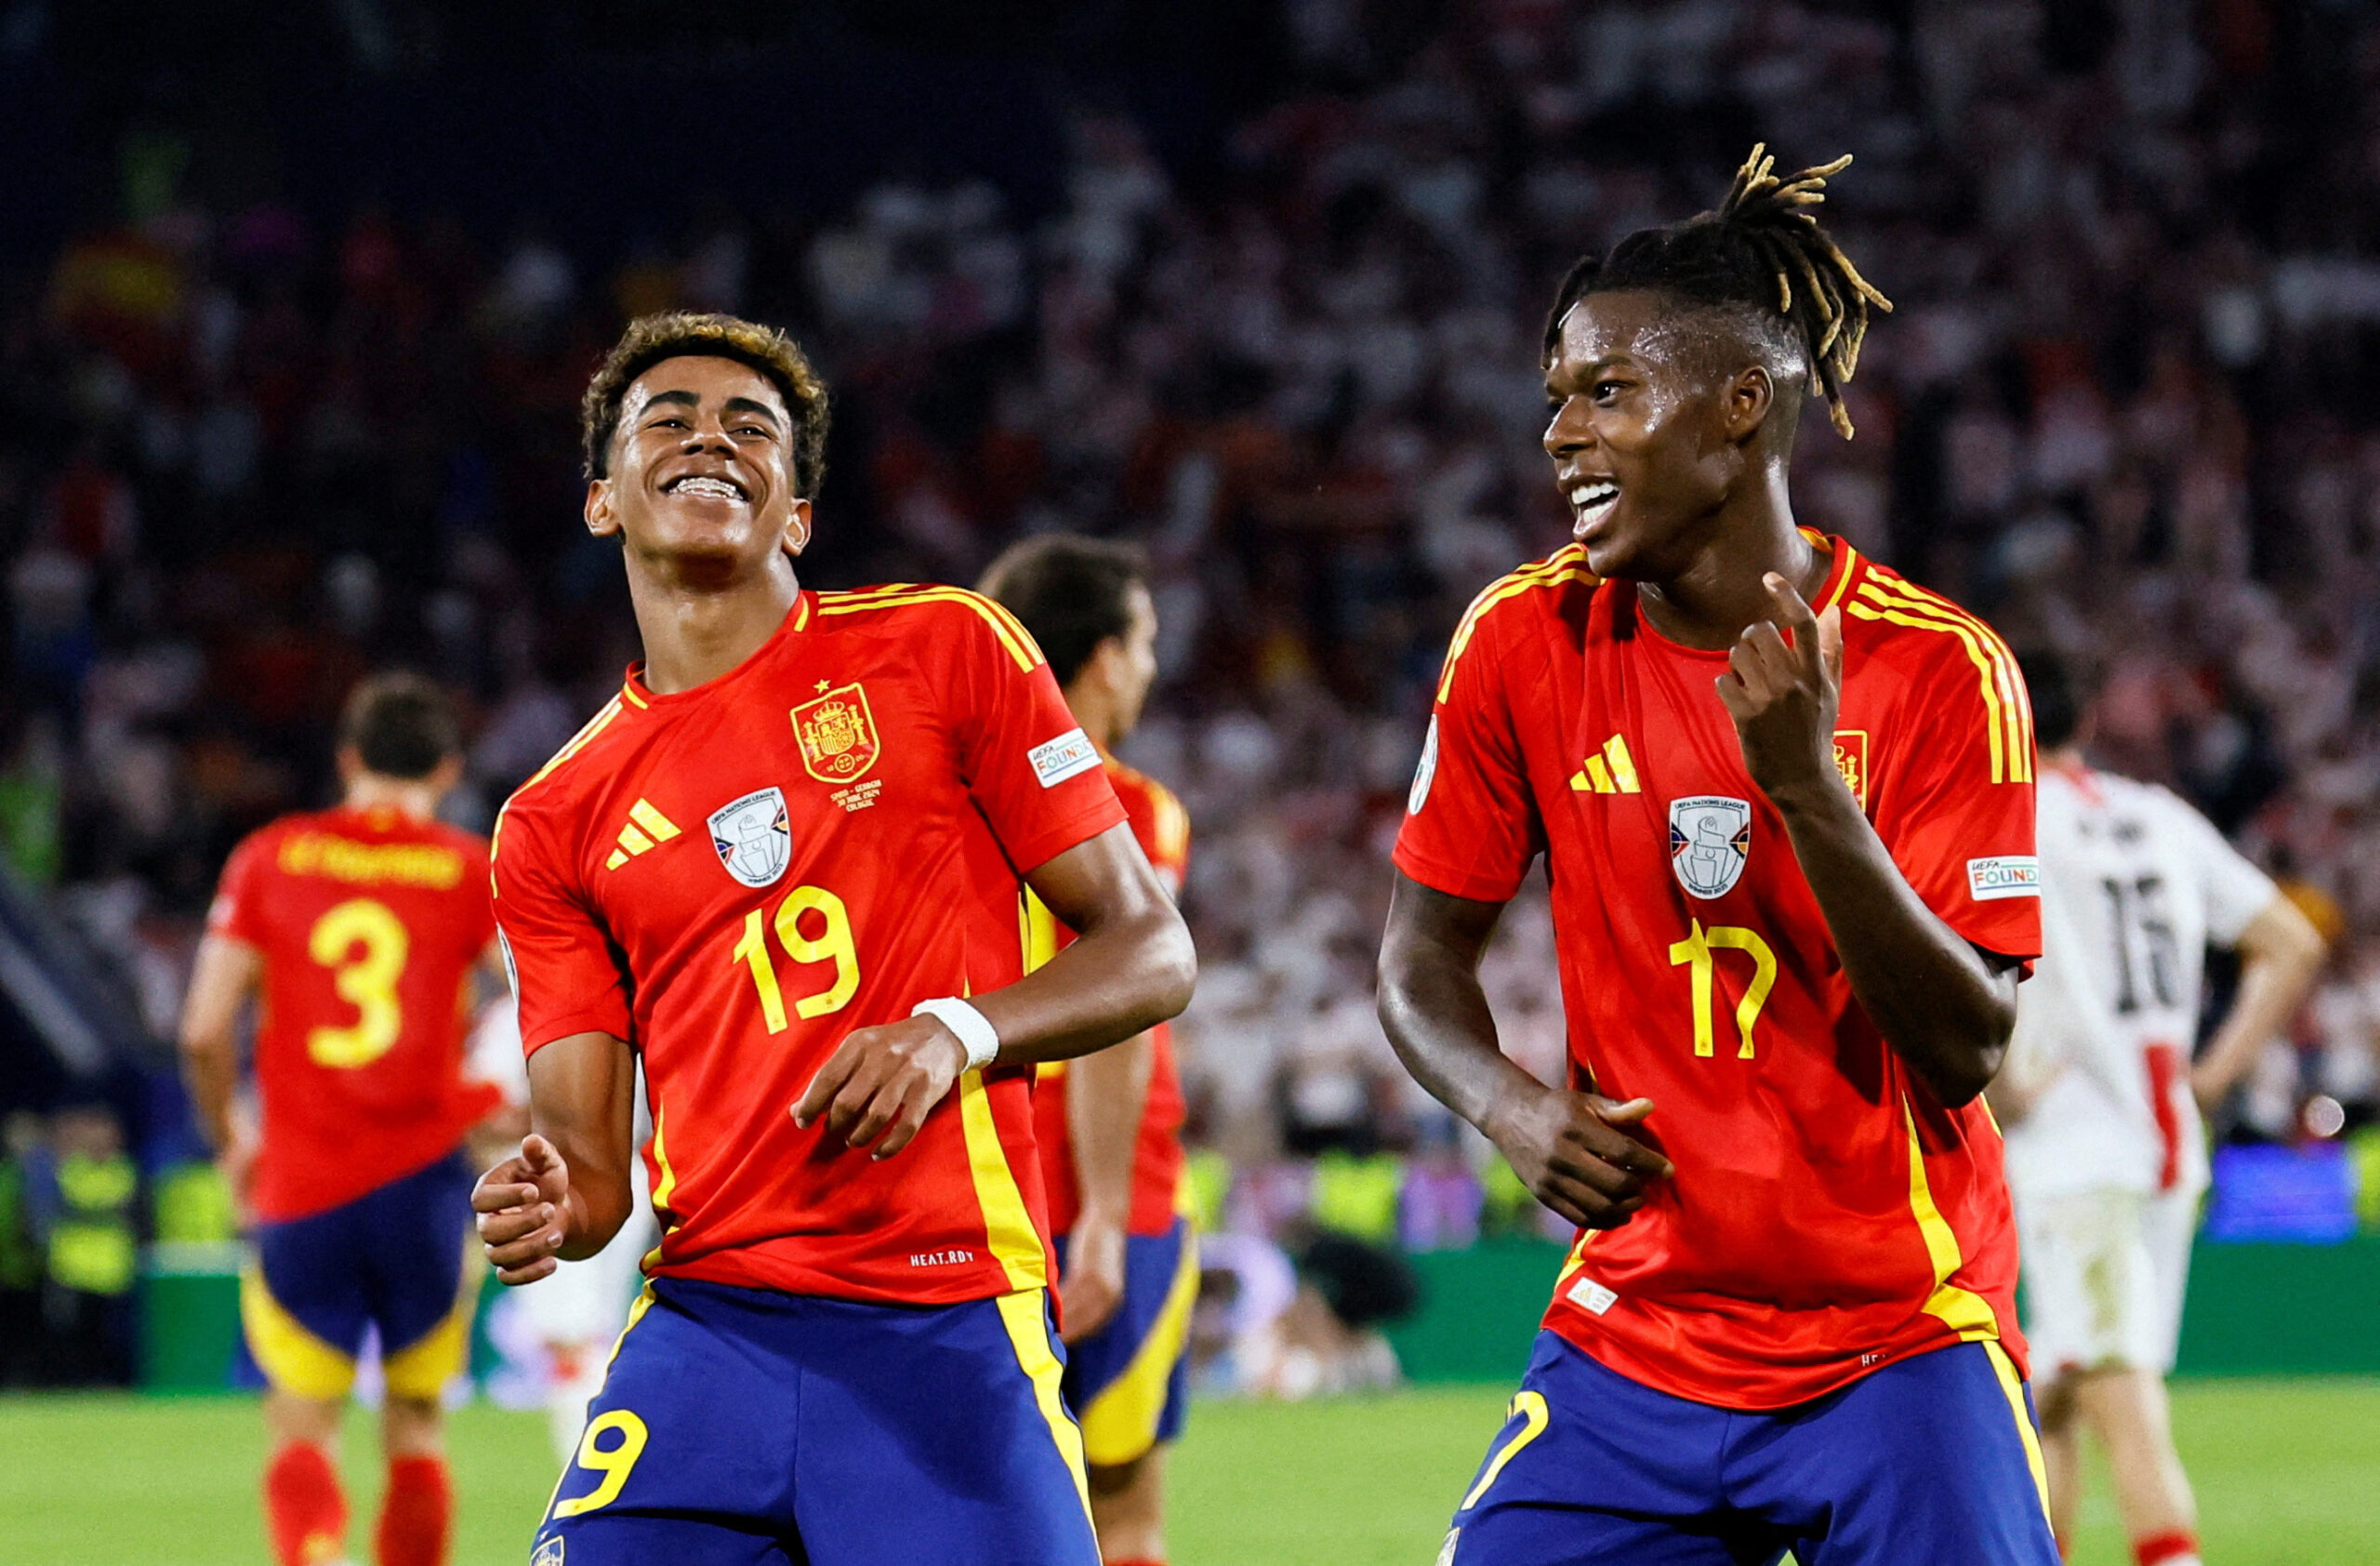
[972,905,1195,1067]
[2194,939,2323,1106]
[178,1041,239,1152]
[1771,778,2015,1105]
[1378,941,1539,1138]
[522,1035,640,1258]
[1067,1031,1153,1224]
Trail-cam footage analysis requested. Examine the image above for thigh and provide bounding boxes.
[2141,1188,2200,1373]
[1445,1333,1778,1566]
[791,1289,1101,1566]
[1066,1219,1199,1467]
[1729,1342,2060,1566]
[532,1281,801,1561]
[245,1203,371,1400]
[2019,1188,2149,1378]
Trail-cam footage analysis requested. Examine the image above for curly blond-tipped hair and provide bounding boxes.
[1542,143,1893,439]
[579,312,831,494]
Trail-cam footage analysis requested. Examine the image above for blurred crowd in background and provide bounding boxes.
[7,0,2380,1382]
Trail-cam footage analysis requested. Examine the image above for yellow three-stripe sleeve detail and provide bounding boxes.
[1435,548,1593,702]
[1846,585,2030,783]
[818,586,1044,670]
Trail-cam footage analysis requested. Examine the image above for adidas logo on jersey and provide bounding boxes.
[603,798,682,870]
[1569,734,1641,794]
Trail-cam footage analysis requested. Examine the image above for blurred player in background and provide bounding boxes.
[1379,148,2059,1564]
[471,313,1195,1566]
[1993,657,2325,1566]
[982,536,1195,1566]
[179,674,502,1566]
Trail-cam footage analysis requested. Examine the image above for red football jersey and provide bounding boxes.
[1394,537,2042,1409]
[493,586,1127,1307]
[1031,759,1191,1239]
[207,805,499,1222]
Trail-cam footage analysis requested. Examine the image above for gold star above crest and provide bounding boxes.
[815,680,831,693]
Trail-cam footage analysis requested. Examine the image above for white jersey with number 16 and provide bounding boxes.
[2001,764,2277,1201]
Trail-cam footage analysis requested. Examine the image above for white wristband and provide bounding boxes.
[912,997,1000,1071]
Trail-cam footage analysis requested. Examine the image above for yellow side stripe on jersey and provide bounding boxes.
[1435,547,1594,703]
[818,585,1043,671]
[1901,1097,2002,1344]
[957,1068,1049,1292]
[1845,586,2030,784]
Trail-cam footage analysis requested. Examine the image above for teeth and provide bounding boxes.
[673,476,741,500]
[1570,483,1619,509]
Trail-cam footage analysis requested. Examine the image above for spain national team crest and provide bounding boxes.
[708,786,792,889]
[791,683,880,785]
[1832,728,1871,808]
[1668,795,1752,899]
[531,1534,565,1566]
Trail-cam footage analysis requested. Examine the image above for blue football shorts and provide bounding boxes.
[241,1150,478,1402]
[1441,1330,2061,1566]
[529,1275,1100,1566]
[1053,1214,1197,1467]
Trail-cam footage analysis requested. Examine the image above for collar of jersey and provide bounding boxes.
[619,590,813,714]
[1627,532,1858,661]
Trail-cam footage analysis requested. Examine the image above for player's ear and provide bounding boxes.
[428,754,465,798]
[585,479,619,540]
[781,497,813,559]
[1724,365,1773,445]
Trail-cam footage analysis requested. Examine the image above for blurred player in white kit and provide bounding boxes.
[464,1001,656,1460]
[1993,657,2325,1566]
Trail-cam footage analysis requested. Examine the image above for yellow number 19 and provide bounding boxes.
[734,883,861,1032]
[1667,919,1776,1058]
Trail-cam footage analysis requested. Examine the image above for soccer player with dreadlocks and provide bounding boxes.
[1379,148,2059,1563]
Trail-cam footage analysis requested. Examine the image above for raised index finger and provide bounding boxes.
[1761,572,1822,672]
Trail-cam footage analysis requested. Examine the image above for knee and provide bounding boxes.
[1086,1453,1149,1500]
[381,1395,445,1458]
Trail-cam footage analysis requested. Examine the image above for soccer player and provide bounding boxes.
[1994,657,2324,1566]
[470,312,1195,1566]
[981,536,1195,1566]
[1376,147,2060,1565]
[179,673,502,1566]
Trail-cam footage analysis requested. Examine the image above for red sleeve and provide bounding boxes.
[1117,774,1191,896]
[491,801,632,1055]
[205,828,275,948]
[949,596,1129,873]
[1392,607,1541,902]
[1871,641,2042,963]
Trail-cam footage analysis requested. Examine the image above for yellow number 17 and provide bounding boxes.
[1667,919,1776,1058]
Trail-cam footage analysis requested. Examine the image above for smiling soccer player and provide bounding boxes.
[472,312,1195,1566]
[1377,148,2059,1564]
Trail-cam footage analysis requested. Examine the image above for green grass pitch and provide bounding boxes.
[1,1380,2371,1563]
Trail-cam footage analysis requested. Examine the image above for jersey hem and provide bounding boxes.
[1540,1308,2004,1412]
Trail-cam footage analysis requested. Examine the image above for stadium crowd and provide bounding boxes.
[4,0,2380,1382]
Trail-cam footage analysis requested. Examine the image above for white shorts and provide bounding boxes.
[2016,1185,2198,1379]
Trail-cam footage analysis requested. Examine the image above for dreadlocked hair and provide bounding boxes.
[1542,144,1893,439]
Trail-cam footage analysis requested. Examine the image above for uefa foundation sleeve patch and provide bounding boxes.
[1028,728,1103,788]
[1965,856,2041,901]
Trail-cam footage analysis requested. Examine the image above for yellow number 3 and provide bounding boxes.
[551,1409,649,1519]
[306,898,409,1068]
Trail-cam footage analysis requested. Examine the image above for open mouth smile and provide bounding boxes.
[667,474,748,501]
[1567,480,1620,537]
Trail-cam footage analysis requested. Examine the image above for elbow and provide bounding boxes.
[1924,1010,2015,1110]
[1141,905,1197,1026]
